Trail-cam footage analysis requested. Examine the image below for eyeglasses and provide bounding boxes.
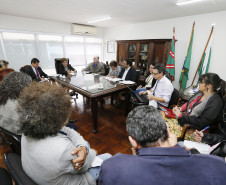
[198,81,205,84]
[152,72,159,75]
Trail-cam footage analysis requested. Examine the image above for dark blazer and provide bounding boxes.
[118,67,137,82]
[58,64,75,75]
[178,93,224,130]
[25,66,48,81]
[99,146,226,185]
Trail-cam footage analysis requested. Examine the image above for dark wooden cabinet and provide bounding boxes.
[117,39,172,76]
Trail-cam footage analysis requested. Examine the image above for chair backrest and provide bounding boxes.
[0,127,21,156]
[0,167,13,185]
[168,88,180,107]
[55,58,69,74]
[4,153,38,185]
[19,65,31,73]
[135,70,140,84]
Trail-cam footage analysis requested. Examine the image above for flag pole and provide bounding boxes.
[191,25,214,86]
[170,27,175,83]
[179,21,195,90]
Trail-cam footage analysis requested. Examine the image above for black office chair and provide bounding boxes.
[0,167,13,185]
[4,153,38,185]
[135,69,140,85]
[19,65,31,73]
[54,58,78,99]
[168,88,180,108]
[0,127,21,156]
[55,58,68,74]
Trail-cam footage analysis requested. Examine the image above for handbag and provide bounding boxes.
[210,140,226,157]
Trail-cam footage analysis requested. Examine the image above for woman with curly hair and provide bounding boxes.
[0,60,14,82]
[18,82,111,185]
[0,72,32,134]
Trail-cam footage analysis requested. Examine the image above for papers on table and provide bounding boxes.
[119,80,135,85]
[70,72,77,76]
[48,74,60,77]
[105,77,122,82]
[91,156,103,167]
[183,140,210,154]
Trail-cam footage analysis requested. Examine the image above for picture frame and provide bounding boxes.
[107,41,115,53]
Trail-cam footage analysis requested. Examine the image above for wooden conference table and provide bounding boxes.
[49,72,135,134]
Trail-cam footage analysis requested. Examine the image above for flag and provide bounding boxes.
[166,35,175,81]
[198,33,213,76]
[179,23,195,91]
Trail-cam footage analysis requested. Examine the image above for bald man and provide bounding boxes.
[83,56,105,75]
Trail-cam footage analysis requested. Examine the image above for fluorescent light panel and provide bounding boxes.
[176,0,208,6]
[88,16,111,23]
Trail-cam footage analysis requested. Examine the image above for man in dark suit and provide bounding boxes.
[99,106,226,185]
[25,58,48,81]
[118,59,137,82]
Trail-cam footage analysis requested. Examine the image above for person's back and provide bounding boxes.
[99,105,226,185]
[0,99,19,134]
[99,146,226,185]
[0,72,31,134]
[22,127,96,185]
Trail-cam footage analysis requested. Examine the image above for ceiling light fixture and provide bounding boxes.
[88,16,111,23]
[176,0,207,6]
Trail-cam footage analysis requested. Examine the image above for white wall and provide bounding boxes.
[0,13,104,36]
[103,11,226,89]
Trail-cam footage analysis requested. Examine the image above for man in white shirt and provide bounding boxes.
[118,59,137,82]
[140,64,173,108]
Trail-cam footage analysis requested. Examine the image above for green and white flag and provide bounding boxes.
[179,23,195,91]
[198,33,213,76]
[166,35,175,81]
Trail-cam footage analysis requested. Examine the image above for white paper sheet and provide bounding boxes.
[183,140,210,154]
[91,156,103,167]
[119,80,135,84]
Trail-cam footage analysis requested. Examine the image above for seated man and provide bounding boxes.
[140,64,173,108]
[83,56,105,75]
[99,106,226,185]
[58,58,77,75]
[25,58,48,81]
[118,59,137,82]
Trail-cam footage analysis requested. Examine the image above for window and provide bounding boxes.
[64,36,85,66]
[38,34,64,71]
[0,30,103,73]
[0,34,5,60]
[85,37,103,64]
[2,32,38,70]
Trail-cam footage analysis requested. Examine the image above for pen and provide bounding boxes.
[201,126,209,132]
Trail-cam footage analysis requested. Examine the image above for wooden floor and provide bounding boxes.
[0,95,132,168]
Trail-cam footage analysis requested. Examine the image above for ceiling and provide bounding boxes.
[0,0,226,27]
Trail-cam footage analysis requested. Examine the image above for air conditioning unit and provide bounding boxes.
[71,24,97,36]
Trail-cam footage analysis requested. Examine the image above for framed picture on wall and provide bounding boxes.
[107,41,115,53]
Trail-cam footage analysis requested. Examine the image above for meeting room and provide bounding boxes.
[0,0,226,185]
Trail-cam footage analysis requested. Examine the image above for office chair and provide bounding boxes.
[0,127,21,156]
[0,167,13,185]
[54,58,78,99]
[168,88,180,108]
[4,153,38,185]
[19,65,31,73]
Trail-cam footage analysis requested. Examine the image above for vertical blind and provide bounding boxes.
[0,31,103,73]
